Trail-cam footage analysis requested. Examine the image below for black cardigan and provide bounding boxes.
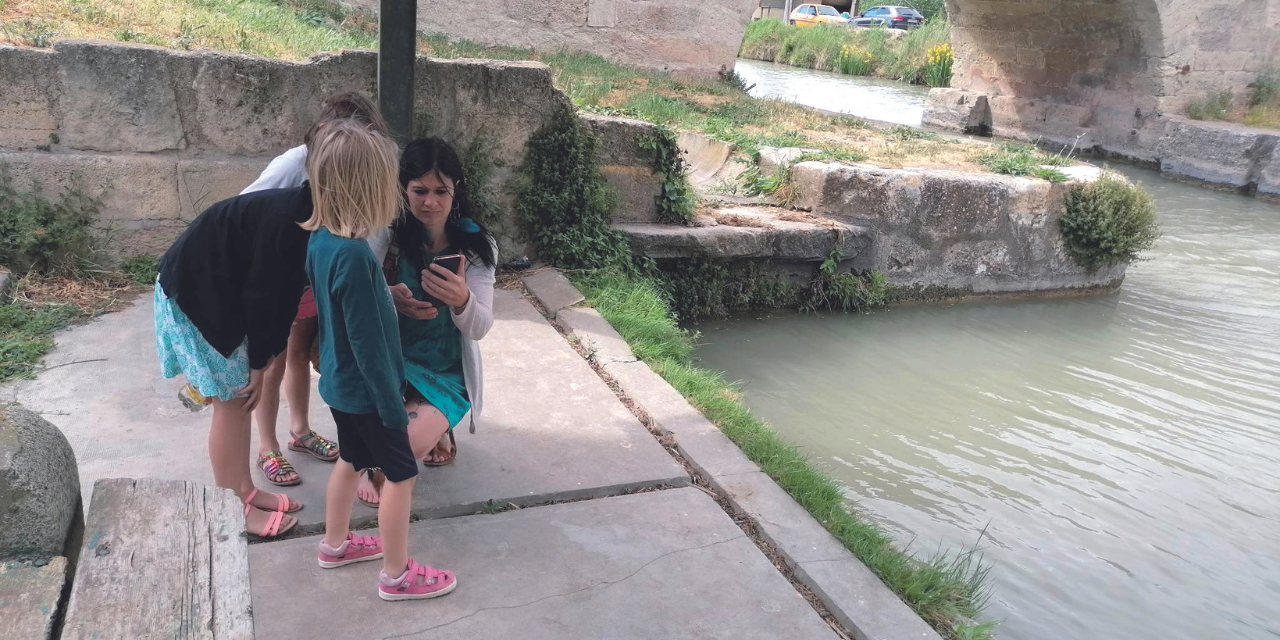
[158,185,313,370]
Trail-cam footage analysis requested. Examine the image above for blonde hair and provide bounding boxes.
[301,120,402,239]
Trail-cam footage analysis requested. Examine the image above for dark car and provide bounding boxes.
[848,5,925,29]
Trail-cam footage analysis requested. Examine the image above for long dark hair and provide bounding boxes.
[392,137,497,273]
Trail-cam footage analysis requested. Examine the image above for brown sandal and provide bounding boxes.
[357,468,385,509]
[421,431,457,467]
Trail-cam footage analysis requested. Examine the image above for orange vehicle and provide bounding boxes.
[789,3,848,26]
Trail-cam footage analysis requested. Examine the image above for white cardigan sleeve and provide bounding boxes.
[450,246,497,341]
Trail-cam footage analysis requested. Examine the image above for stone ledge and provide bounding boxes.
[521,269,584,318]
[0,558,68,640]
[615,208,866,261]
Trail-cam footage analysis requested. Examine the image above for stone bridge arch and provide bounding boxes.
[926,0,1280,158]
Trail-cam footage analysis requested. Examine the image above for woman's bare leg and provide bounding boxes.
[357,400,450,506]
[283,317,318,440]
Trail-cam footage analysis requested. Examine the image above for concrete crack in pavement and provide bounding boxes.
[380,535,747,639]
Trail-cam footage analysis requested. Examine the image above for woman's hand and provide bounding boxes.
[390,283,438,320]
[237,355,274,412]
[422,256,471,313]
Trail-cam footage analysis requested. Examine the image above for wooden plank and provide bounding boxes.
[61,478,253,640]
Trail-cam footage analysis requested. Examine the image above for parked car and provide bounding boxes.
[789,3,849,26]
[848,5,925,29]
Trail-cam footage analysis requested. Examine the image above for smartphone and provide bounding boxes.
[419,254,462,310]
[431,254,463,276]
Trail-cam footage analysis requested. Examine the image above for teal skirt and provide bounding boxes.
[396,256,470,429]
[153,281,249,402]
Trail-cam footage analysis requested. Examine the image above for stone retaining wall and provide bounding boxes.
[0,40,663,260]
[767,149,1126,297]
[926,89,1280,197]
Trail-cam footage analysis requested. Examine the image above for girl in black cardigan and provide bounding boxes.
[153,122,399,538]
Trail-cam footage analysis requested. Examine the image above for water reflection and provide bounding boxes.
[733,58,930,127]
[693,167,1280,639]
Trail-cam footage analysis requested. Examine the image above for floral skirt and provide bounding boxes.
[153,282,249,402]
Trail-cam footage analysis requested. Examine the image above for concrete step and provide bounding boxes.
[615,206,870,262]
[249,488,841,639]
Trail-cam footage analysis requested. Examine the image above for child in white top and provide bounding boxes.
[242,92,391,488]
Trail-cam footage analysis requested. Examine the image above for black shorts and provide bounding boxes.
[330,408,419,483]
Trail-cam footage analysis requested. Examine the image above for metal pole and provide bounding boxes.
[378,0,416,146]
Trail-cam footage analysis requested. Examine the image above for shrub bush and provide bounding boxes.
[512,107,629,271]
[740,19,952,86]
[0,164,106,276]
[1060,172,1160,272]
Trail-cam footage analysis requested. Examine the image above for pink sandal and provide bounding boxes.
[378,559,458,601]
[244,487,303,514]
[318,532,384,568]
[243,501,296,538]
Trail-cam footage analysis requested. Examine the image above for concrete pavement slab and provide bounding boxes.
[521,268,583,318]
[249,487,840,640]
[1,290,687,530]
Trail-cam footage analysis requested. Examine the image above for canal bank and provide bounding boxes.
[693,164,1280,640]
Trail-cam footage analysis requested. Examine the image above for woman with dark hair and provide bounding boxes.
[357,137,497,506]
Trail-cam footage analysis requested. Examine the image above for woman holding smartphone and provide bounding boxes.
[357,137,497,506]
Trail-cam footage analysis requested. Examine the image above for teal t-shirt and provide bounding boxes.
[307,227,408,430]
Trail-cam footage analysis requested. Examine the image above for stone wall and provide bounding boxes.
[343,0,759,78]
[771,150,1126,297]
[926,0,1280,166]
[0,40,663,260]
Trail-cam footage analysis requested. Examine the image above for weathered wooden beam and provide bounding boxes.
[379,0,417,145]
[60,479,252,640]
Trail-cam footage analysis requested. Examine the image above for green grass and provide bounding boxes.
[570,269,994,640]
[739,18,951,86]
[975,143,1073,181]
[0,300,84,382]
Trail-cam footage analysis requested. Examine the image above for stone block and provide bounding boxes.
[62,479,252,640]
[557,307,636,366]
[0,46,59,150]
[582,113,659,167]
[604,164,663,222]
[641,395,760,479]
[799,556,944,640]
[521,268,585,317]
[53,40,185,153]
[185,50,364,155]
[921,88,992,135]
[600,359,689,412]
[757,146,821,176]
[678,131,735,186]
[615,215,850,261]
[0,558,68,640]
[715,472,943,640]
[416,57,567,166]
[0,152,182,240]
[177,158,271,218]
[0,269,11,299]
[1156,117,1275,189]
[0,405,82,561]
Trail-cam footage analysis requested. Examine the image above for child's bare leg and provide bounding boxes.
[211,397,296,532]
[379,475,417,578]
[323,459,360,549]
[283,317,317,439]
[252,357,287,454]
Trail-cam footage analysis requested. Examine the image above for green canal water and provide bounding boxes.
[694,164,1280,639]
